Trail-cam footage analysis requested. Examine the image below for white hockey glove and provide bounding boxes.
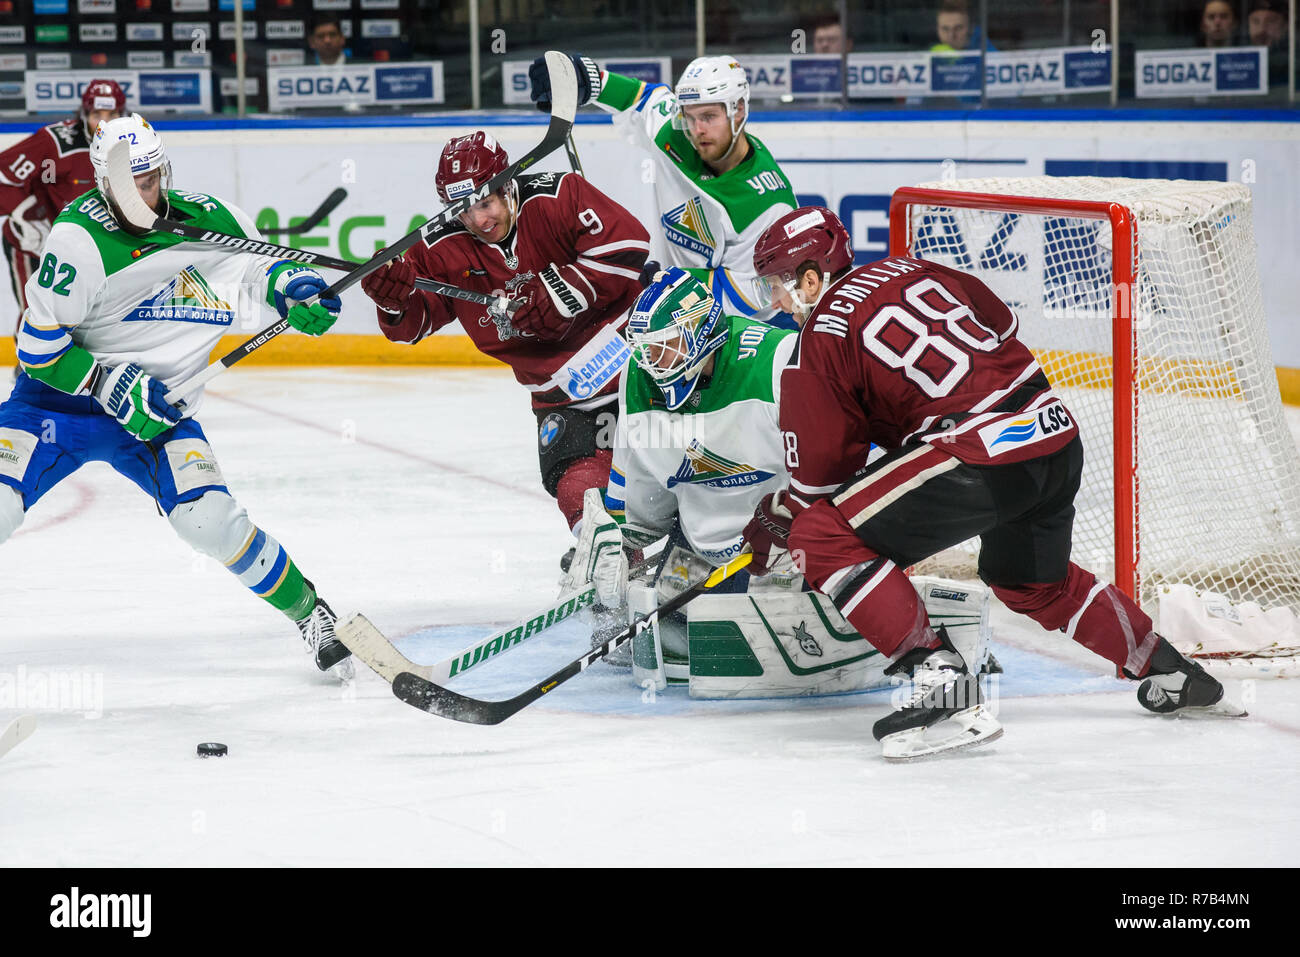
[563,487,628,607]
[9,195,51,254]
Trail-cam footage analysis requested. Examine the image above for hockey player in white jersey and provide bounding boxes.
[0,114,352,679]
[529,54,798,323]
[564,267,992,696]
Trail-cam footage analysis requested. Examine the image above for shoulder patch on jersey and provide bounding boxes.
[46,120,88,157]
[516,171,566,203]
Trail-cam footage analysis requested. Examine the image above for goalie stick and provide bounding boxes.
[0,714,36,761]
[105,50,577,404]
[261,187,348,235]
[339,582,601,687]
[391,553,753,726]
[337,552,660,685]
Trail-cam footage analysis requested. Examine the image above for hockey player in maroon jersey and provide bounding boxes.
[741,206,1245,760]
[1,80,125,347]
[360,131,651,531]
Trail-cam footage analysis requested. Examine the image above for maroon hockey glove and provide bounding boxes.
[742,491,793,576]
[509,274,579,341]
[361,257,416,314]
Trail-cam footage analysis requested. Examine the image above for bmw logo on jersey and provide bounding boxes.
[538,413,566,449]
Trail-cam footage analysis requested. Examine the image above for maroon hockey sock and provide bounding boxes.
[790,499,937,658]
[991,563,1158,674]
[555,449,613,530]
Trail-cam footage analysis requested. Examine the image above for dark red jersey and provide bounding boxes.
[377,171,650,410]
[0,119,95,248]
[780,256,1079,510]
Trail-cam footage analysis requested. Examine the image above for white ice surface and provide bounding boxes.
[2,366,1298,867]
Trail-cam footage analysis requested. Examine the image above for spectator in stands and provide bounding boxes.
[1247,0,1288,50]
[809,13,853,53]
[309,13,349,66]
[931,0,991,52]
[1199,0,1239,47]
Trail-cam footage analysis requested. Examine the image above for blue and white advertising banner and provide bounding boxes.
[267,61,444,110]
[725,52,982,99]
[501,57,672,105]
[985,46,1111,97]
[1135,47,1268,97]
[24,69,212,113]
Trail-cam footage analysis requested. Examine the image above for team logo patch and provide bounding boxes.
[124,267,235,326]
[538,413,565,450]
[163,439,225,496]
[793,621,823,657]
[0,429,38,483]
[661,198,716,259]
[666,440,774,490]
[977,400,1074,456]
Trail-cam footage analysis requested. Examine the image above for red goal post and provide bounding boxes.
[886,178,1300,674]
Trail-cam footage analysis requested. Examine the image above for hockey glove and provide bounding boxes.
[742,491,793,576]
[508,269,582,341]
[268,264,341,336]
[9,195,51,254]
[360,257,417,315]
[638,260,662,289]
[529,54,602,113]
[93,362,183,442]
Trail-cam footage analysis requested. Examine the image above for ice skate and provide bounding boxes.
[873,626,1002,761]
[1135,636,1246,717]
[296,592,355,681]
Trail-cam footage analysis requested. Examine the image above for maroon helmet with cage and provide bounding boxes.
[753,206,854,318]
[79,79,126,140]
[435,131,511,204]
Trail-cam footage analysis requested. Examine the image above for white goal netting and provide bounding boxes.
[894,177,1300,668]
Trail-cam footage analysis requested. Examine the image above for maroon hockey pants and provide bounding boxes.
[789,439,1160,675]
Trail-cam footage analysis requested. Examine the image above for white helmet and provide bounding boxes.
[673,56,750,161]
[88,112,172,230]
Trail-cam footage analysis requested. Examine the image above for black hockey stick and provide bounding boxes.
[390,553,753,725]
[105,50,577,403]
[261,187,348,235]
[564,132,584,177]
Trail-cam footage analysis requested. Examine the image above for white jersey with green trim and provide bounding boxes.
[595,73,798,318]
[21,189,279,415]
[607,316,797,564]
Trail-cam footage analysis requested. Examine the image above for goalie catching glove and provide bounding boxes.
[92,362,183,441]
[742,490,794,576]
[561,487,628,606]
[267,262,341,336]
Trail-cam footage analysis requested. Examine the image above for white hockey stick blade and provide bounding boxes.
[880,705,1003,762]
[0,714,37,761]
[104,139,161,232]
[545,50,579,126]
[336,614,428,685]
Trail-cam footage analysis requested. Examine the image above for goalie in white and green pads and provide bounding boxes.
[0,113,351,679]
[567,267,994,697]
[529,54,797,321]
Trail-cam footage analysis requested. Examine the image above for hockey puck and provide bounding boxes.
[197,742,228,758]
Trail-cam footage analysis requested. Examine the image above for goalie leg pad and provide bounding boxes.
[686,590,892,699]
[913,575,992,674]
[628,580,666,691]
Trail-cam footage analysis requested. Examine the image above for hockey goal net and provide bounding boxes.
[890,177,1300,673]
